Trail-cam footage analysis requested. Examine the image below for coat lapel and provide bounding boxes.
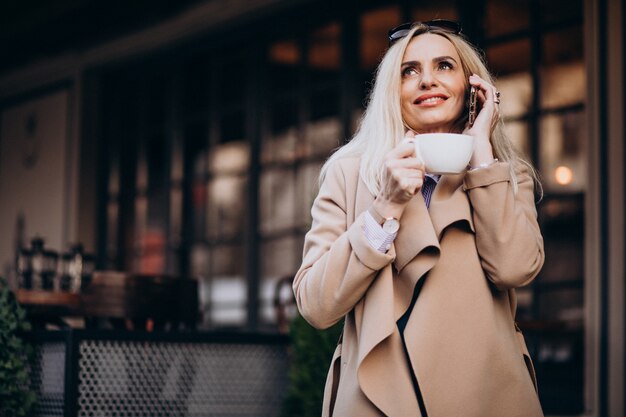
[428,173,475,238]
[351,172,476,416]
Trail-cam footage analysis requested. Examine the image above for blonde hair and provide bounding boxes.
[319,24,539,196]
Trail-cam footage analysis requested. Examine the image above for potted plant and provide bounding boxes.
[0,277,36,416]
[281,313,342,417]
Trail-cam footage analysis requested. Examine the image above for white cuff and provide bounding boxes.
[363,210,398,253]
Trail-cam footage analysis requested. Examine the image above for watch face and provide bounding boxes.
[382,218,400,234]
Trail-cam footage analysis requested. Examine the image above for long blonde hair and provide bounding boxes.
[319,24,538,196]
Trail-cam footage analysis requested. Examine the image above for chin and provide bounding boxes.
[410,123,455,134]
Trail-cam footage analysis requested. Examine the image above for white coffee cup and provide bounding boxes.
[413,133,475,174]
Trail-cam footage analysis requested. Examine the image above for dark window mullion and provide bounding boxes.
[246,44,265,331]
[340,7,359,142]
[528,0,543,169]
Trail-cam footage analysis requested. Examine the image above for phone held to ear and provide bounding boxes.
[468,86,478,128]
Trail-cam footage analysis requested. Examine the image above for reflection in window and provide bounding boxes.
[495,72,532,119]
[539,112,586,193]
[205,143,249,240]
[194,243,247,328]
[502,120,530,160]
[296,161,323,229]
[260,167,296,235]
[305,118,341,159]
[260,23,344,328]
[263,127,299,165]
[260,236,301,324]
[540,62,585,109]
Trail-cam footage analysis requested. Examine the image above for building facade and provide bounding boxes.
[0,0,624,415]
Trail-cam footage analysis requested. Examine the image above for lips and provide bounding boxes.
[414,93,448,105]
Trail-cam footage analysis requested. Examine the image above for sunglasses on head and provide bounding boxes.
[388,19,462,46]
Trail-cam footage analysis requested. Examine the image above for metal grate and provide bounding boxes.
[77,339,289,416]
[29,342,66,416]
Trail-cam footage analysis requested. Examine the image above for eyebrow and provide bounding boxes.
[401,55,459,67]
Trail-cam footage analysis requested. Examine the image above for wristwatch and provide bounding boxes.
[369,206,400,234]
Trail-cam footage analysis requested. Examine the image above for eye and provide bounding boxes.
[438,61,454,70]
[401,66,418,77]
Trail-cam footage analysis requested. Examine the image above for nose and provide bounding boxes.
[419,68,438,89]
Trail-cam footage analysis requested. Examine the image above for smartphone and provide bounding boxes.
[468,86,478,128]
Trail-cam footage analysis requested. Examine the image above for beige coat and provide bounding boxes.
[293,156,545,417]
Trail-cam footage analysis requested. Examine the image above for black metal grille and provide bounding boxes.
[27,331,290,417]
[77,340,289,416]
[29,342,66,416]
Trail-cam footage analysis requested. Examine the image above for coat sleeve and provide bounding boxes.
[293,160,395,329]
[463,161,544,290]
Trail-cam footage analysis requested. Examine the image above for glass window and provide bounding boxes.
[540,62,585,110]
[309,23,341,85]
[169,187,182,247]
[487,39,531,76]
[358,7,402,115]
[193,243,247,328]
[360,6,401,71]
[270,97,299,135]
[269,39,301,94]
[541,0,583,25]
[296,161,323,229]
[259,235,301,325]
[495,72,533,119]
[206,147,249,241]
[260,167,296,235]
[310,85,340,122]
[305,116,341,159]
[411,0,458,23]
[539,111,586,193]
[262,126,298,165]
[543,26,584,66]
[503,120,530,160]
[106,201,119,267]
[485,0,530,37]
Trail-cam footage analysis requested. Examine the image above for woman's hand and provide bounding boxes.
[373,131,425,219]
[464,74,499,167]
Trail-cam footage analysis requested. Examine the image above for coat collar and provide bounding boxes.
[367,172,474,273]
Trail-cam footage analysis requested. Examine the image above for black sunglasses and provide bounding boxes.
[388,19,462,46]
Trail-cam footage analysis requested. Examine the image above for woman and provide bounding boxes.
[293,20,544,417]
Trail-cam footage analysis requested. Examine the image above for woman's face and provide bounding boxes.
[400,33,466,133]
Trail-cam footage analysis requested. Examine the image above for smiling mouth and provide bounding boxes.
[415,96,447,105]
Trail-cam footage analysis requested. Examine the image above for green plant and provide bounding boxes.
[0,277,36,417]
[281,313,342,417]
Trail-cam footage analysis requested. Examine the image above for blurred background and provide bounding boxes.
[0,0,623,416]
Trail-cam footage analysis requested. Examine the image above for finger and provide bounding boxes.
[388,157,425,172]
[388,141,418,159]
[395,168,424,182]
[398,176,423,194]
[469,74,499,107]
